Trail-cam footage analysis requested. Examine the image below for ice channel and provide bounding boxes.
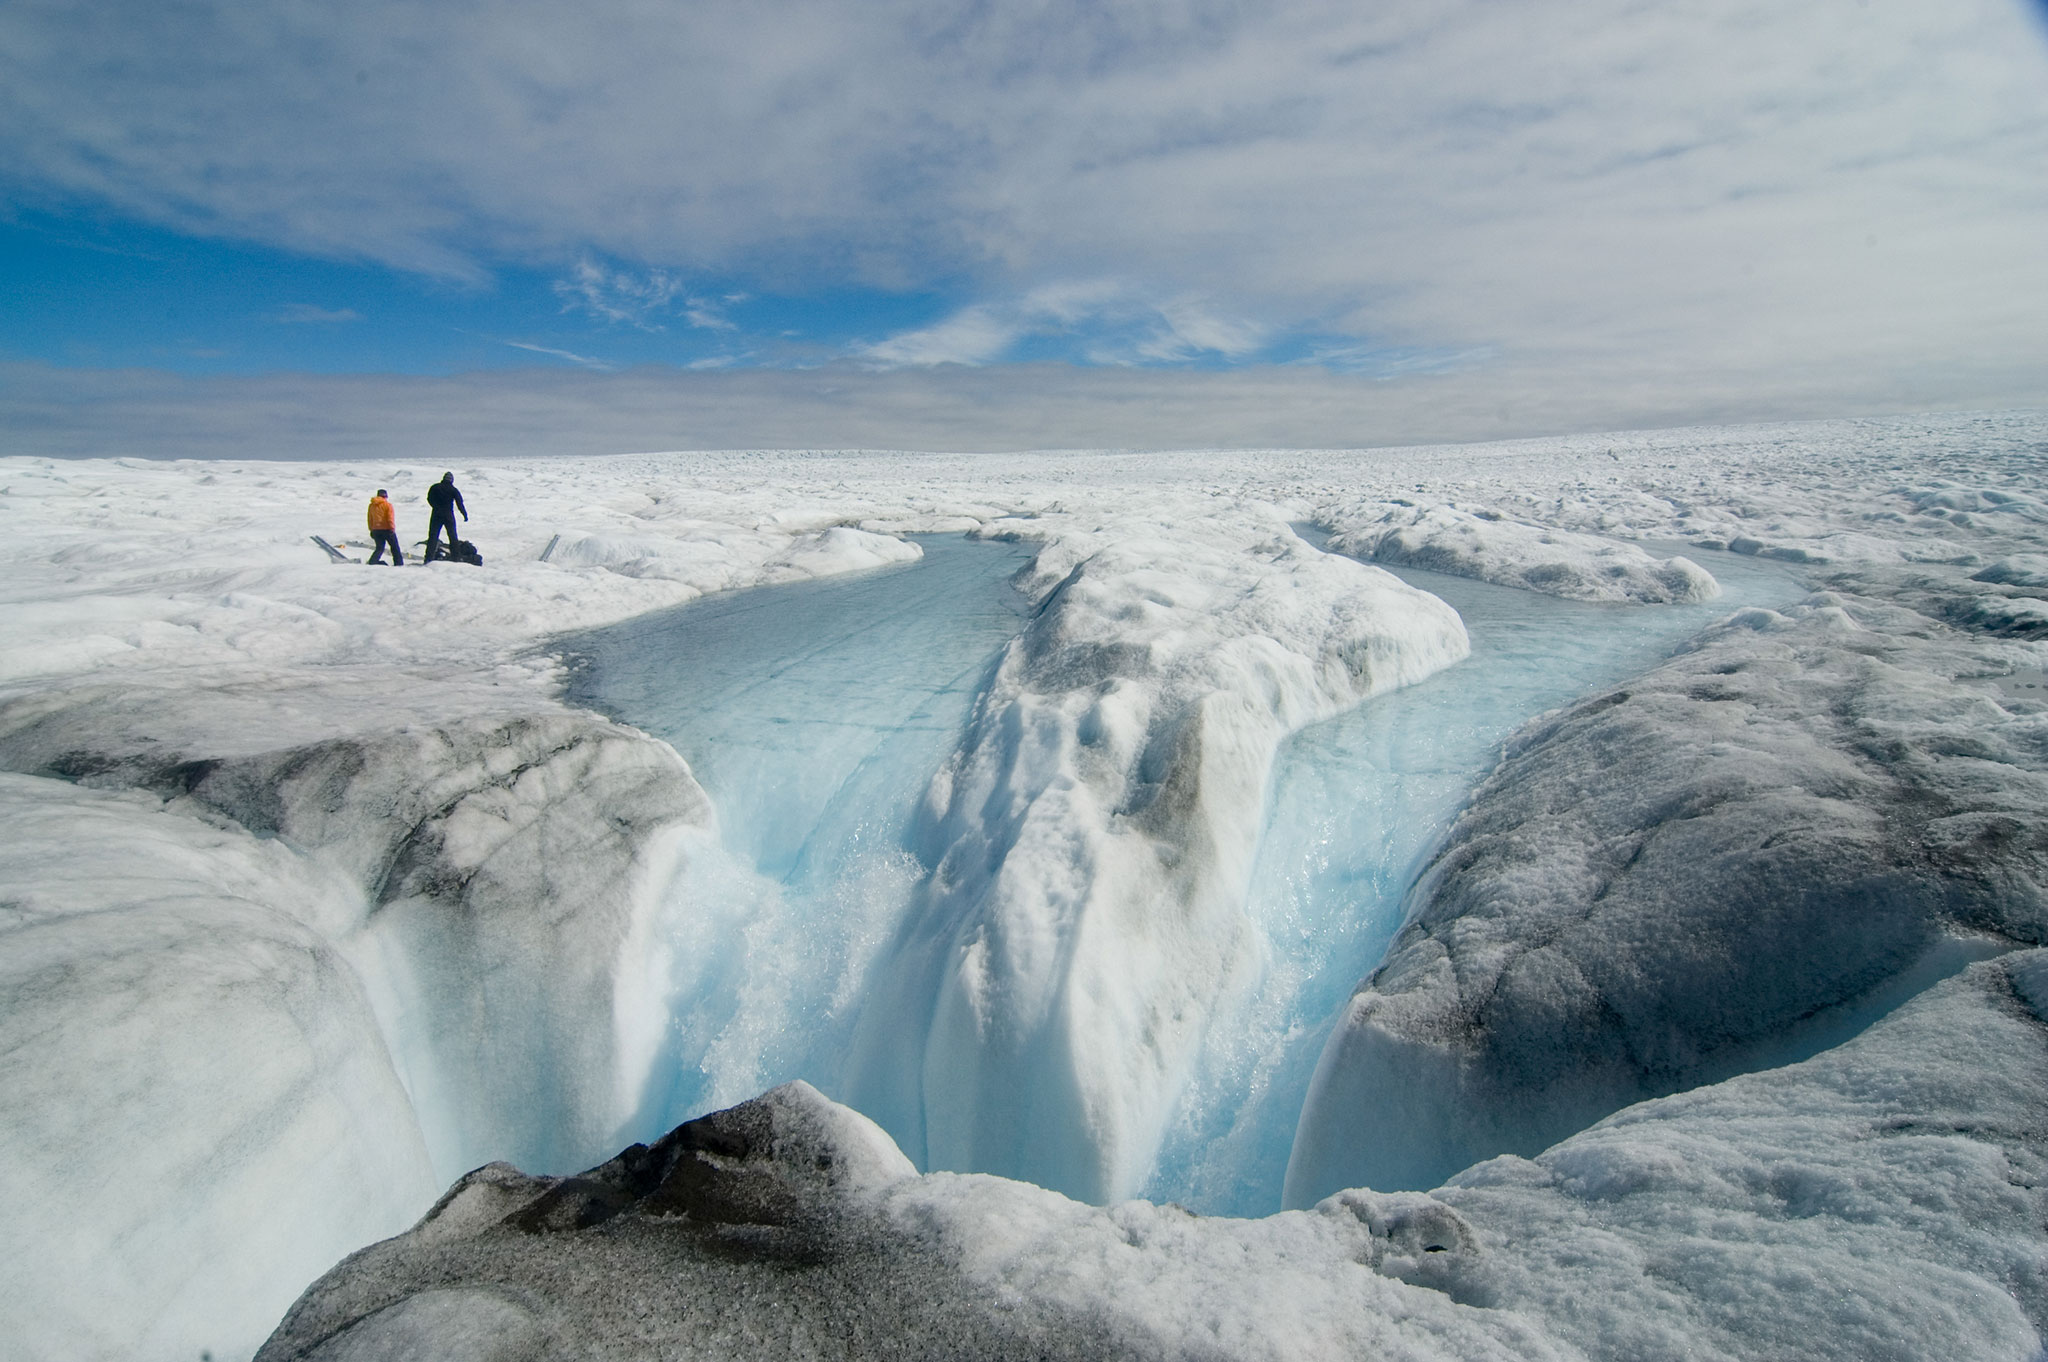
[565,534,1808,1215]
[561,534,1037,1140]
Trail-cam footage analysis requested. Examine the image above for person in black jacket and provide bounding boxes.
[424,472,467,562]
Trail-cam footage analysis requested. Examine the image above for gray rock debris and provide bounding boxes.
[258,1082,1131,1362]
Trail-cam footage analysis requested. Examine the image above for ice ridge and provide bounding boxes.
[844,525,1470,1203]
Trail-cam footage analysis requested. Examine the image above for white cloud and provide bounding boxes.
[551,261,685,328]
[502,340,613,370]
[1,0,2045,408]
[860,283,1268,367]
[859,306,1022,367]
[681,298,737,331]
[272,304,362,324]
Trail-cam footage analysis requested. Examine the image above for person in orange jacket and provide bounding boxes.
[366,488,404,565]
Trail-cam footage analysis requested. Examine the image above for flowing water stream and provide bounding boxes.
[563,534,1809,1214]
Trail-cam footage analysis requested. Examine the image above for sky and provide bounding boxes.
[3,0,2046,455]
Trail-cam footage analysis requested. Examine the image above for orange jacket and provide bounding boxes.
[367,495,396,532]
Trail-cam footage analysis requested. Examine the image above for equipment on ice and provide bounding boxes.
[310,535,360,564]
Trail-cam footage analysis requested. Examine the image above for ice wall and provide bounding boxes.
[845,526,1469,1202]
[0,693,713,1356]
[0,773,437,1362]
[1148,547,1808,1215]
[560,533,1034,1135]
[1287,590,2048,1203]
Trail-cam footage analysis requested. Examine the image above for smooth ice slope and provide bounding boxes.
[1288,586,2048,1203]
[845,525,1469,1202]
[0,774,438,1362]
[0,695,714,1358]
[0,694,711,1183]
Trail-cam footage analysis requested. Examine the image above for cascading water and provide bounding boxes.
[561,534,1036,1139]
[564,534,1807,1213]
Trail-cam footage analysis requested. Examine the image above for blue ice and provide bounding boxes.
[568,535,1807,1212]
[562,535,1035,1140]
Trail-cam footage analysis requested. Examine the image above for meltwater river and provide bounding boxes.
[563,533,1807,1215]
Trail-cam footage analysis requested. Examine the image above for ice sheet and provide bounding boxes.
[0,411,2043,1359]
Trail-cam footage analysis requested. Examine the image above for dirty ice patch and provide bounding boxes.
[1287,589,2048,1203]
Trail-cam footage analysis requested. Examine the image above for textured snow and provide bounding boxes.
[1286,585,2048,1201]
[1322,499,1721,603]
[0,410,2044,1359]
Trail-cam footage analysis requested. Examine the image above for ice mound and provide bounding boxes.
[845,526,1470,1202]
[258,1083,1549,1362]
[1320,500,1720,603]
[261,963,2048,1360]
[1432,952,2048,1360]
[1831,561,2048,641]
[1286,589,2048,1203]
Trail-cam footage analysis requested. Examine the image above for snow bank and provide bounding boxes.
[1433,953,2048,1361]
[1287,589,2048,1203]
[553,522,919,585]
[1320,500,1719,603]
[844,522,1469,1202]
[260,959,2048,1360]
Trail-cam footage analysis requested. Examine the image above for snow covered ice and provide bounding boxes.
[2,411,2046,1360]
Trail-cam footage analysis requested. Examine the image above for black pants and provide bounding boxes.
[426,511,460,559]
[368,529,404,565]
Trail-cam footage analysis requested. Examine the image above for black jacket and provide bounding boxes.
[426,481,467,518]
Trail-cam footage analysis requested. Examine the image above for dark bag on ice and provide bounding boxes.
[444,538,484,566]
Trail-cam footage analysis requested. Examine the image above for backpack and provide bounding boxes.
[446,538,484,566]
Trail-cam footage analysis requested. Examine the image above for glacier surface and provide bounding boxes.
[0,411,2043,1359]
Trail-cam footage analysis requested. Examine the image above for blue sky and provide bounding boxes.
[3,0,2046,453]
[0,210,962,375]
